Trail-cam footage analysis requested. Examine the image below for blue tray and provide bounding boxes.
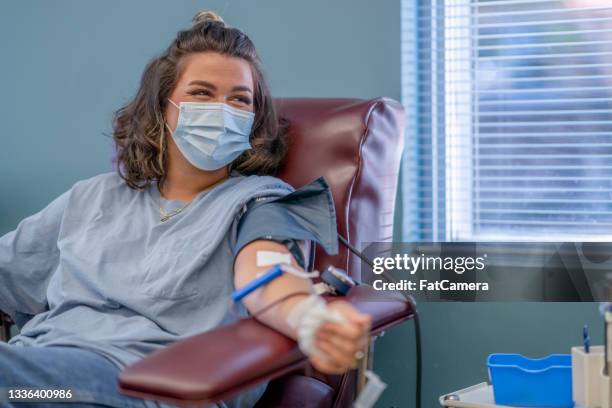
[487,353,573,407]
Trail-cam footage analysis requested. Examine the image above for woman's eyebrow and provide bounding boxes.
[232,85,253,94]
[188,80,216,89]
[187,81,252,94]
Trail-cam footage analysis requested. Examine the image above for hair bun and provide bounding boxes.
[192,10,225,26]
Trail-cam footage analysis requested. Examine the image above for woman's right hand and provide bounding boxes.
[308,300,372,374]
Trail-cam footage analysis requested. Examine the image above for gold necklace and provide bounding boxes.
[158,177,228,222]
[159,201,191,223]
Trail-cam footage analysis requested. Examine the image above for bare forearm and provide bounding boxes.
[243,273,313,338]
[233,239,371,375]
[233,240,313,338]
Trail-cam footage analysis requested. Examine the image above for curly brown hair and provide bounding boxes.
[112,11,287,190]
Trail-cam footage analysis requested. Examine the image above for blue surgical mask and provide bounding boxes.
[166,99,255,171]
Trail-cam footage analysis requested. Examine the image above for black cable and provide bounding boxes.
[338,234,422,408]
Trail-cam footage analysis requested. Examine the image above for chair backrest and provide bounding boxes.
[274,98,405,281]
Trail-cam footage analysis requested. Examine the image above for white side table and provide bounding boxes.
[439,383,584,408]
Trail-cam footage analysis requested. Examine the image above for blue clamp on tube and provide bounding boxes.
[232,264,284,302]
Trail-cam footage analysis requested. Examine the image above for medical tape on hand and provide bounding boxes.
[286,294,346,356]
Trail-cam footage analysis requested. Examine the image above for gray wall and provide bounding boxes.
[0,2,602,407]
[0,0,400,233]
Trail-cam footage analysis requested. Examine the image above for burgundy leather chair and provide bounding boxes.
[117,97,414,407]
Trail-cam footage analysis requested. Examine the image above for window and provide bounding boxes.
[401,0,612,241]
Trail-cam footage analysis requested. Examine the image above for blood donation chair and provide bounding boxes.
[0,97,414,408]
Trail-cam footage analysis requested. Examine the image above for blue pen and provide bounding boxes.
[583,324,590,353]
[231,265,284,302]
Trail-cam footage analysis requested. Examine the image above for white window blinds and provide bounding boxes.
[401,0,612,241]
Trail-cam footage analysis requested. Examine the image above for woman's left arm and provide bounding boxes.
[233,238,372,374]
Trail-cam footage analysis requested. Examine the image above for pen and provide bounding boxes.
[583,324,590,353]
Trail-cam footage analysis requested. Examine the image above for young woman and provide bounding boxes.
[0,10,371,408]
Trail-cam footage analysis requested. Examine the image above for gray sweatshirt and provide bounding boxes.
[0,170,300,407]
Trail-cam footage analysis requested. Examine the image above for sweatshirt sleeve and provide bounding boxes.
[0,188,71,320]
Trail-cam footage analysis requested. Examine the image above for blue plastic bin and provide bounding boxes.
[487,353,573,408]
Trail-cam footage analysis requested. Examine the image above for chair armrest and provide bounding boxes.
[118,286,413,406]
[346,285,414,334]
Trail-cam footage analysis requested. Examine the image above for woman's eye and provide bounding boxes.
[190,89,212,97]
[232,96,252,105]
